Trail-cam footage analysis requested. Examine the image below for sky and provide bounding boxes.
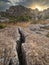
[0,0,49,11]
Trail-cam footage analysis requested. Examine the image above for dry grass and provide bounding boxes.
[38,20,49,24]
[31,20,49,24]
[0,22,31,28]
[0,19,49,28]
[16,22,31,27]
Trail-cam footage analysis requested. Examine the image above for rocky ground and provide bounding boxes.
[0,24,49,65]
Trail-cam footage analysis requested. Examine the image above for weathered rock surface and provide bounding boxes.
[0,25,49,65]
[29,24,49,35]
[0,27,19,65]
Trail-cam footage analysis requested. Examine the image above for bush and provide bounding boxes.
[16,16,31,22]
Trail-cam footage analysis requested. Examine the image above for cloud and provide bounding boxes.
[0,0,49,11]
[8,0,26,5]
[0,0,27,11]
[0,0,11,11]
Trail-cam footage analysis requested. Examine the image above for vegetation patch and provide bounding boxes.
[8,16,32,23]
[46,32,49,37]
[0,24,6,29]
[1,13,32,23]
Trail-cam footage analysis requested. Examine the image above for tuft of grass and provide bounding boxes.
[0,24,6,29]
[46,32,49,37]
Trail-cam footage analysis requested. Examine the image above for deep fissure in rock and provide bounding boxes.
[9,59,13,65]
[16,28,27,65]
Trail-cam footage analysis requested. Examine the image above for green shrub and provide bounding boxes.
[9,16,32,23]
[16,16,31,22]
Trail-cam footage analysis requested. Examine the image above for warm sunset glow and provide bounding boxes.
[30,5,48,11]
[35,6,43,11]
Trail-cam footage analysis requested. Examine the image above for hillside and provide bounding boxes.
[0,5,49,23]
[6,5,31,17]
[0,5,40,22]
